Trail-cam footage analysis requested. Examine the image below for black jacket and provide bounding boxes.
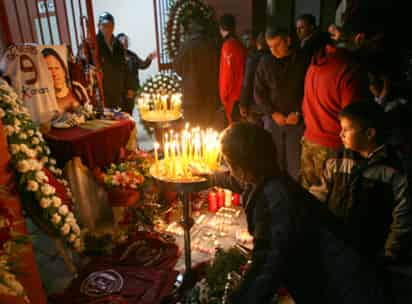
[173,31,220,126]
[310,145,412,262]
[211,173,385,304]
[254,49,310,116]
[97,32,133,109]
[125,50,151,89]
[239,49,268,110]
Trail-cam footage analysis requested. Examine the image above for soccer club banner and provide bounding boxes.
[0,45,68,124]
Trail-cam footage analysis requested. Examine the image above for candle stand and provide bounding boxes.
[150,166,210,274]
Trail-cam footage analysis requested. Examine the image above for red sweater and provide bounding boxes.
[302,45,364,149]
[219,36,247,122]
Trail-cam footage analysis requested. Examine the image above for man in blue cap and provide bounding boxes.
[96,12,136,113]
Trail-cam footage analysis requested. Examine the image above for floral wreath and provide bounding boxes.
[166,0,217,59]
[0,80,82,252]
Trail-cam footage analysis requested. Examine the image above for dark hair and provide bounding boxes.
[41,48,69,85]
[219,14,236,33]
[296,14,317,28]
[220,122,280,179]
[265,27,291,40]
[339,101,387,144]
[117,33,127,40]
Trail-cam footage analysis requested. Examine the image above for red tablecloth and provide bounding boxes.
[44,119,135,169]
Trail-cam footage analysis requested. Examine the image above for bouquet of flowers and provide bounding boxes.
[0,197,29,302]
[0,79,82,251]
[95,150,155,207]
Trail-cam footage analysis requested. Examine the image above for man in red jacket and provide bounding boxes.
[301,42,365,189]
[219,14,247,124]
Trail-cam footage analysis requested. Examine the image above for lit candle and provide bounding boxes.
[232,193,240,206]
[224,189,232,207]
[208,191,217,213]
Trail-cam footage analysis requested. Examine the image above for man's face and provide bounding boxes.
[339,117,371,151]
[44,55,66,90]
[99,22,114,38]
[266,36,290,59]
[219,27,228,38]
[296,19,312,41]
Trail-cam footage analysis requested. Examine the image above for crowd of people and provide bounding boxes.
[176,2,412,303]
[71,3,412,303]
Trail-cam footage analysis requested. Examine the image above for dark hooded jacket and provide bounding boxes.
[173,30,220,127]
[210,173,386,304]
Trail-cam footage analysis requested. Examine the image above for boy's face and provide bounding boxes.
[339,117,372,152]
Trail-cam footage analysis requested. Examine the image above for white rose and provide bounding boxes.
[52,196,62,207]
[44,147,51,155]
[58,205,69,216]
[68,233,77,242]
[17,160,30,173]
[31,137,40,145]
[28,130,34,136]
[4,125,14,136]
[55,168,63,176]
[50,159,56,165]
[60,224,71,235]
[51,213,61,225]
[73,239,82,251]
[35,170,48,182]
[41,184,55,196]
[71,223,81,235]
[28,159,41,171]
[10,144,20,154]
[25,148,37,158]
[27,180,39,192]
[40,198,52,208]
[19,133,27,140]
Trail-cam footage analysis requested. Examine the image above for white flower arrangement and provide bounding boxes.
[138,72,181,98]
[0,79,83,252]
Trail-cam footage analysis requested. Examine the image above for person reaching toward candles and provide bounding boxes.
[193,122,387,304]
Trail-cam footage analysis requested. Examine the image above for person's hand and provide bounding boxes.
[271,112,287,126]
[286,112,300,125]
[239,105,249,118]
[149,51,157,61]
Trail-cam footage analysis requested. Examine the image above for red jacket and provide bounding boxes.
[302,45,364,149]
[219,36,247,122]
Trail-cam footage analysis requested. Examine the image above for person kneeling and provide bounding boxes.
[205,122,386,303]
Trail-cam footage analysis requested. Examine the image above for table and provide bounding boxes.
[43,119,136,230]
[44,119,136,169]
